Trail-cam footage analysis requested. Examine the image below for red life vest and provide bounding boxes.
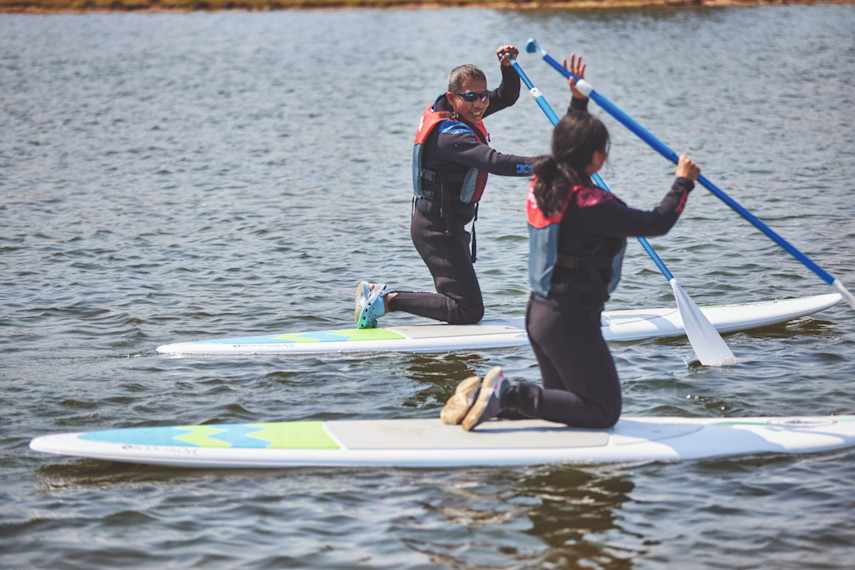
[412,96,490,205]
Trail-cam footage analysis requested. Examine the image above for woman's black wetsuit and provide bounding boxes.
[499,101,695,428]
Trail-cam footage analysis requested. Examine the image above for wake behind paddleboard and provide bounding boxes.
[30,415,855,468]
[156,294,841,356]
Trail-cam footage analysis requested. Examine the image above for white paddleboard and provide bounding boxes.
[30,415,855,468]
[156,294,841,355]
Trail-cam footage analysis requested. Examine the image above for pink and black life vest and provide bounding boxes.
[527,179,626,297]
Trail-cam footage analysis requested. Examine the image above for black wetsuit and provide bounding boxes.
[388,65,535,324]
[500,100,695,428]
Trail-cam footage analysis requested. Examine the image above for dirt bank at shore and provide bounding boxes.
[2,0,852,14]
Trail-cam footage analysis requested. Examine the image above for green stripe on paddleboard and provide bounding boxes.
[271,328,405,343]
[174,425,232,448]
[80,422,340,449]
[174,422,340,449]
[245,422,340,449]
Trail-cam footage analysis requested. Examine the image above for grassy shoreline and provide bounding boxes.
[2,0,851,13]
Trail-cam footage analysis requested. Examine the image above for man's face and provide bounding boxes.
[447,76,489,125]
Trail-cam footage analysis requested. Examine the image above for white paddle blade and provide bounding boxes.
[832,279,855,311]
[669,278,737,366]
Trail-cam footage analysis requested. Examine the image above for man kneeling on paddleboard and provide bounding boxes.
[443,54,701,431]
[354,44,537,329]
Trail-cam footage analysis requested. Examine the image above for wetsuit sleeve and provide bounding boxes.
[435,128,534,177]
[577,178,694,237]
[484,65,521,118]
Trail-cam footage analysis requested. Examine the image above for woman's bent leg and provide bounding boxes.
[508,294,621,428]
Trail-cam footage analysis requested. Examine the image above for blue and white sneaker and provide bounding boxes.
[354,281,371,324]
[440,375,482,425]
[461,366,511,431]
[355,282,394,329]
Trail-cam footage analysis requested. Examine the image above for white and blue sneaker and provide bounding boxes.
[355,282,395,329]
[462,366,511,431]
[440,375,482,425]
[354,281,371,324]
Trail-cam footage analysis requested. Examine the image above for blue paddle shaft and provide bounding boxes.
[537,49,836,286]
[507,55,675,283]
[508,58,562,124]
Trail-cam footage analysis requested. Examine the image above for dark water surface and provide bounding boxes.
[2,5,855,568]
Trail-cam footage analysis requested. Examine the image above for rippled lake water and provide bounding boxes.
[2,5,855,568]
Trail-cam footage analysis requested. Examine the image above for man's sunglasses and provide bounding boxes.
[452,90,490,103]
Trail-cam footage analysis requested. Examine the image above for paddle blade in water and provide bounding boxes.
[833,279,855,311]
[670,278,737,366]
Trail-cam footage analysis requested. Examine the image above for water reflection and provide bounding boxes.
[401,465,637,568]
[33,458,639,568]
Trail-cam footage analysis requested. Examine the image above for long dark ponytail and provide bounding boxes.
[532,110,610,216]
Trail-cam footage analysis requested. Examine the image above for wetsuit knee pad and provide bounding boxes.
[447,299,484,325]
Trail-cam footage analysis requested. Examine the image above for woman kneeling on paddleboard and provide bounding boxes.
[443,54,701,431]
